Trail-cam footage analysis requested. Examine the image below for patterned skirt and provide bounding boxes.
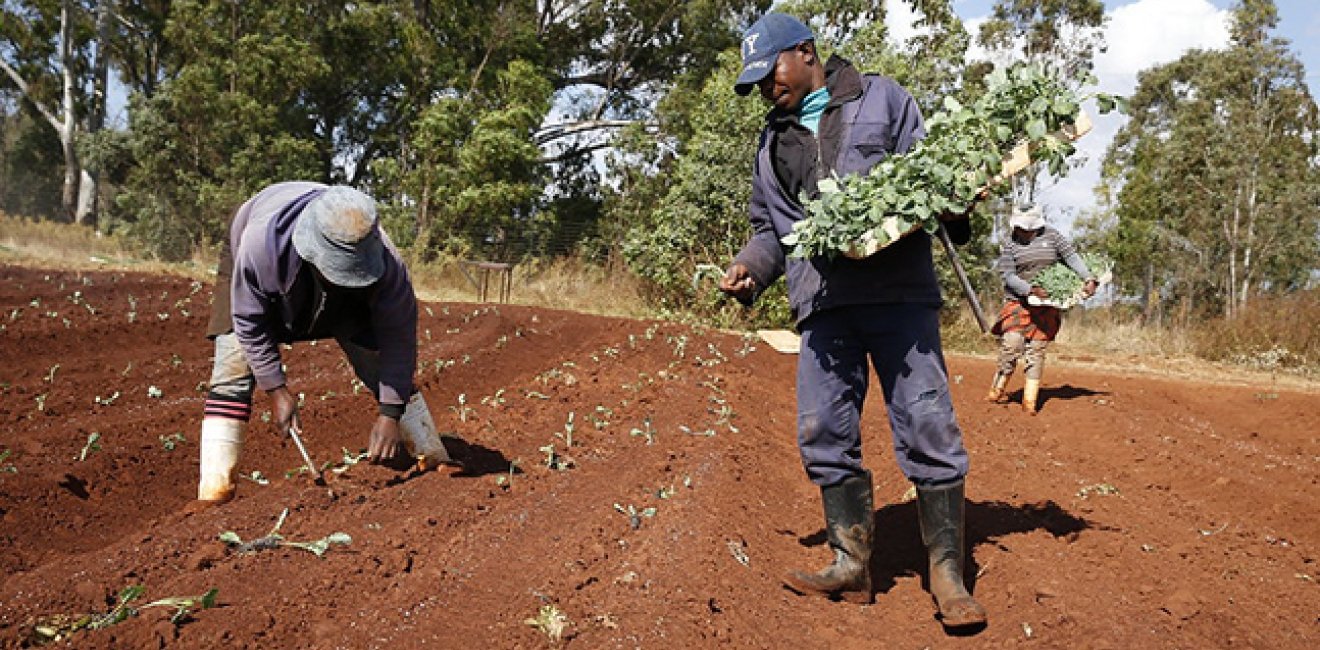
[991,300,1062,342]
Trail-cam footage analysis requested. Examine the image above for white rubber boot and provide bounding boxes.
[1023,378,1041,415]
[400,393,453,470]
[198,418,244,502]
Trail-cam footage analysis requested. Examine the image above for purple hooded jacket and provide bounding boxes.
[223,182,418,410]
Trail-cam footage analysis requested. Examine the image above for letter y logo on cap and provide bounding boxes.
[743,33,760,58]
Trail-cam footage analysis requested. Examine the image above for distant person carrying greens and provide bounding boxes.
[986,204,1098,414]
[717,12,986,628]
[197,182,452,505]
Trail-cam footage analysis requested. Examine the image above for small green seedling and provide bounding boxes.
[0,449,16,474]
[329,448,369,474]
[735,333,758,357]
[523,604,570,642]
[1076,483,1119,499]
[450,393,475,422]
[34,393,48,411]
[30,585,218,643]
[283,465,313,479]
[727,540,751,566]
[159,433,186,451]
[140,589,220,624]
[538,444,574,471]
[494,459,520,489]
[554,412,576,447]
[78,433,102,461]
[147,385,163,399]
[218,508,352,557]
[590,405,613,430]
[242,470,270,485]
[629,418,656,445]
[668,334,689,358]
[613,503,657,530]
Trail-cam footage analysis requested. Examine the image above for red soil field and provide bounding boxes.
[0,264,1316,649]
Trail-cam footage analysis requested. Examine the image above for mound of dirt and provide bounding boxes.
[0,265,1316,648]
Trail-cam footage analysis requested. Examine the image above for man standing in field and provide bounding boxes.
[986,204,1097,414]
[197,182,451,504]
[718,13,986,628]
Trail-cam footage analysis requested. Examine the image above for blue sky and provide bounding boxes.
[928,0,1320,229]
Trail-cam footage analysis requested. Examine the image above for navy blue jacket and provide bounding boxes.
[733,58,956,327]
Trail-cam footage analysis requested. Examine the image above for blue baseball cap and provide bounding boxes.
[734,13,815,96]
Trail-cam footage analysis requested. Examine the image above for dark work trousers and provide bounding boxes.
[796,303,969,487]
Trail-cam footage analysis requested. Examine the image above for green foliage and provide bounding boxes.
[975,0,1107,81]
[785,63,1121,259]
[104,1,329,258]
[30,584,218,643]
[616,49,786,325]
[0,111,64,218]
[1031,252,1111,307]
[382,59,554,259]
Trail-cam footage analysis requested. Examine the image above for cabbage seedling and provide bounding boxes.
[554,411,576,447]
[218,508,352,557]
[613,503,657,530]
[78,433,102,461]
[523,604,570,642]
[629,418,656,445]
[159,433,186,451]
[30,585,218,643]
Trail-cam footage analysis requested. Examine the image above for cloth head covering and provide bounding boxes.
[1009,204,1046,231]
[734,13,814,96]
[292,185,385,287]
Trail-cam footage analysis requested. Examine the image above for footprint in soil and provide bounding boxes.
[58,473,90,499]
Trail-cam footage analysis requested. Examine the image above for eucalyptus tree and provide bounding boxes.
[1098,0,1318,319]
[0,0,103,223]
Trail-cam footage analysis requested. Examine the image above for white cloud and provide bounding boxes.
[885,0,924,44]
[1093,0,1231,95]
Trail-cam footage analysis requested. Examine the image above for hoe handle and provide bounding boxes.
[937,225,989,334]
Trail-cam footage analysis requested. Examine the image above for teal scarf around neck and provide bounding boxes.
[798,86,830,134]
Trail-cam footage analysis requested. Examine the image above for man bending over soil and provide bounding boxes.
[197,182,452,504]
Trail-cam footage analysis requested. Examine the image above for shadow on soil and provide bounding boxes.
[1008,383,1109,409]
[442,438,516,478]
[795,499,1091,633]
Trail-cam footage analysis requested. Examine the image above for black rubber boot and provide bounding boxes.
[917,480,988,627]
[784,471,874,604]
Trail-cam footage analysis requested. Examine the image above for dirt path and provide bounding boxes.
[1,265,1316,649]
